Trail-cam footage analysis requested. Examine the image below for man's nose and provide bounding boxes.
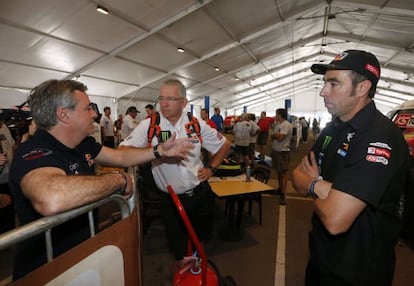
[319,85,328,97]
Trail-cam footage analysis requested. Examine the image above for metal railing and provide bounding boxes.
[0,193,133,262]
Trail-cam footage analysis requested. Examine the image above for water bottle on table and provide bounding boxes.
[245,165,251,182]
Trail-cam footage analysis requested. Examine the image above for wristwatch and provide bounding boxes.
[153,144,162,159]
[308,176,322,198]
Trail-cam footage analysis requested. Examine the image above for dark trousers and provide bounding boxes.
[302,127,309,142]
[0,182,15,233]
[305,260,353,286]
[103,136,115,148]
[159,181,215,260]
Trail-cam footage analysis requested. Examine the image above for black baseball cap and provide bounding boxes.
[311,50,381,87]
[127,106,140,113]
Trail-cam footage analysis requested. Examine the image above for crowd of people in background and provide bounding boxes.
[0,83,320,238]
[0,98,322,237]
[1,49,411,286]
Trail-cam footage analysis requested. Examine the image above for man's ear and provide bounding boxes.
[356,80,371,98]
[56,107,70,124]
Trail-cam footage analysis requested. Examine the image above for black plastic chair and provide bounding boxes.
[223,164,271,224]
[246,165,271,224]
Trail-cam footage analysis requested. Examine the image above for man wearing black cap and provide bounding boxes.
[121,106,140,140]
[292,50,410,285]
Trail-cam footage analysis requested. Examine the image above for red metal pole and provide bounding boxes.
[167,185,208,286]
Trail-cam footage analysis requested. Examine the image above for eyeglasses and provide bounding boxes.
[156,96,184,103]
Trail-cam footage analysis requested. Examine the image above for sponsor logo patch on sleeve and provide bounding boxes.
[85,153,94,167]
[366,142,392,165]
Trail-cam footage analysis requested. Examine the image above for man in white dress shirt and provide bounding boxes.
[120,79,230,266]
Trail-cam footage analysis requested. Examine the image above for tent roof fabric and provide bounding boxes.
[0,0,413,114]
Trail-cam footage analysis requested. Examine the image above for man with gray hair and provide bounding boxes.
[120,79,231,267]
[9,79,193,280]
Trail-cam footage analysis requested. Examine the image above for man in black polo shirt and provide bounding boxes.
[292,50,409,285]
[9,79,193,280]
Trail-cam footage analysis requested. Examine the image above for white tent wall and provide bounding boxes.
[0,86,118,122]
[0,88,29,108]
[229,89,325,117]
[0,86,394,130]
[89,96,118,120]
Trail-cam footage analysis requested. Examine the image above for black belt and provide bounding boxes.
[181,189,196,197]
[176,182,206,198]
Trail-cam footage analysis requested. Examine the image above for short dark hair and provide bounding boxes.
[145,104,154,110]
[126,106,139,114]
[104,106,110,112]
[276,108,287,119]
[349,70,376,98]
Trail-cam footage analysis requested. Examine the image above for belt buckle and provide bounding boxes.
[185,189,194,197]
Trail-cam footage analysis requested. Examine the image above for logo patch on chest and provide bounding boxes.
[367,147,391,159]
[365,142,392,165]
[366,155,389,165]
[22,148,53,160]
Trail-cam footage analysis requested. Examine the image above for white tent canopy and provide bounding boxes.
[0,0,413,120]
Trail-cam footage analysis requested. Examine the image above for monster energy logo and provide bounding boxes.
[160,131,171,142]
[322,136,332,150]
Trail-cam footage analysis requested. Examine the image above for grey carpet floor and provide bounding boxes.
[142,196,279,286]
